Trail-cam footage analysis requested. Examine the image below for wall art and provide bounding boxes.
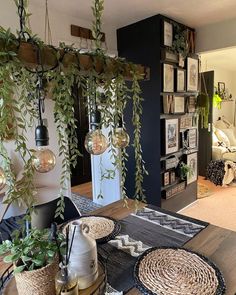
[173,96,185,114]
[188,128,198,149]
[163,94,174,114]
[176,68,186,92]
[186,96,196,113]
[163,63,174,92]
[165,118,179,155]
[163,172,170,186]
[163,21,173,47]
[187,152,198,184]
[187,57,199,92]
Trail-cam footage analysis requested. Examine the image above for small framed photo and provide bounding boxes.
[162,94,174,114]
[187,57,199,92]
[179,54,185,68]
[170,171,176,184]
[163,172,170,186]
[188,128,198,148]
[164,118,179,155]
[163,21,173,47]
[218,82,225,93]
[173,96,185,114]
[186,96,196,113]
[180,116,193,129]
[176,69,186,92]
[163,63,174,92]
[187,152,198,184]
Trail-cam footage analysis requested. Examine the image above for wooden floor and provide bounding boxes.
[71,182,93,199]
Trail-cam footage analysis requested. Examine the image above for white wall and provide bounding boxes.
[200,56,236,124]
[196,18,236,53]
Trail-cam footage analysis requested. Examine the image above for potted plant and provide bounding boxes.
[0,225,64,295]
[178,161,193,181]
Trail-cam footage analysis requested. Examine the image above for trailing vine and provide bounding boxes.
[0,0,148,216]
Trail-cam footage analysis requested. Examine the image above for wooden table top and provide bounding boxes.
[1,199,236,295]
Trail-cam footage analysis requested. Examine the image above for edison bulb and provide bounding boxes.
[0,167,6,191]
[112,128,130,148]
[84,129,108,155]
[33,148,56,173]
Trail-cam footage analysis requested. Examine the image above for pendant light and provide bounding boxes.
[84,109,108,155]
[112,117,130,149]
[33,72,56,173]
[0,167,6,191]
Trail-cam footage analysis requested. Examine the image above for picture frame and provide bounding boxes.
[163,172,170,186]
[186,96,196,113]
[164,118,179,155]
[173,96,185,114]
[162,181,186,199]
[187,152,198,184]
[170,171,176,184]
[162,94,174,114]
[218,82,225,93]
[180,115,193,129]
[163,63,174,92]
[187,57,199,92]
[164,156,179,170]
[163,21,173,47]
[161,49,178,63]
[176,69,186,92]
[188,128,198,149]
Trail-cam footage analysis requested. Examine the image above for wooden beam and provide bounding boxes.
[0,39,150,80]
[71,25,106,42]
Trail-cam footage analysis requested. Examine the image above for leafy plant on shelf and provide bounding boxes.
[172,23,189,59]
[0,0,148,217]
[179,161,193,181]
[0,227,65,273]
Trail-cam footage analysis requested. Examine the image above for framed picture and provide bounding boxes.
[163,172,170,186]
[173,96,185,114]
[180,116,193,129]
[176,69,186,92]
[162,182,186,199]
[186,96,196,113]
[218,82,225,93]
[188,128,198,148]
[161,49,178,63]
[163,63,174,92]
[170,171,176,184]
[179,54,185,68]
[162,94,174,114]
[187,57,199,92]
[192,113,199,127]
[164,118,179,155]
[187,152,198,184]
[165,156,179,170]
[163,21,173,47]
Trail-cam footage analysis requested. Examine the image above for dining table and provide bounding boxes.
[1,199,236,295]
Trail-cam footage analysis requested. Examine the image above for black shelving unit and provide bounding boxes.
[117,14,198,212]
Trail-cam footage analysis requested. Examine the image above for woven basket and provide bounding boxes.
[15,259,59,295]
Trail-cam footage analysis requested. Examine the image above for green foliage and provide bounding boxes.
[0,227,65,273]
[91,0,104,53]
[172,23,188,58]
[179,161,193,180]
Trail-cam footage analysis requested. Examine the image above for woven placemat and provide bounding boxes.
[134,247,226,295]
[63,215,121,244]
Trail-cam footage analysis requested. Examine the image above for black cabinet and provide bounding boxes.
[117,15,198,212]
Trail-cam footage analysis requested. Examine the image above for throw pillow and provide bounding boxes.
[221,128,236,146]
[215,128,231,147]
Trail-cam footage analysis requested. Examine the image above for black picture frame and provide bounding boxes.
[175,68,186,92]
[162,118,180,155]
[188,128,198,149]
[187,152,198,184]
[163,63,174,92]
[163,172,170,186]
[187,57,199,92]
[218,82,225,93]
[173,96,185,114]
[186,96,196,113]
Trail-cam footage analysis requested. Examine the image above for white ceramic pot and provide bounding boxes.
[69,220,98,290]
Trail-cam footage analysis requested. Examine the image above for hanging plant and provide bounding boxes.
[0,0,148,217]
[172,23,189,59]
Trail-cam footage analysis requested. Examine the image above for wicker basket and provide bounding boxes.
[15,259,59,295]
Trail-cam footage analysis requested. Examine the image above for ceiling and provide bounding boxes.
[32,0,236,29]
[201,47,236,72]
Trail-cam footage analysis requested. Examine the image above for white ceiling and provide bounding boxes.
[32,0,236,29]
[201,47,236,72]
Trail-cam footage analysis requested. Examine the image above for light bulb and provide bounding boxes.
[0,167,6,191]
[112,128,130,148]
[33,147,56,173]
[84,129,108,155]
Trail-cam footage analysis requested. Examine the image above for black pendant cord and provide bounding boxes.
[18,0,31,41]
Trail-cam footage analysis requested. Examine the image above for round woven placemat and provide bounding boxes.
[134,247,226,295]
[63,215,121,244]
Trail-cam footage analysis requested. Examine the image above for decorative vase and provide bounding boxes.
[69,220,98,289]
[55,262,78,295]
[15,258,59,295]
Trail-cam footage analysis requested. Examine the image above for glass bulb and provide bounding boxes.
[112,128,130,148]
[33,147,56,173]
[84,129,108,155]
[0,167,6,191]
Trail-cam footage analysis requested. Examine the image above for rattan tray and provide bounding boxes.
[134,247,226,295]
[2,260,106,295]
[62,215,121,244]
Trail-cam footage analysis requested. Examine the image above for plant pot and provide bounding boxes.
[15,259,59,295]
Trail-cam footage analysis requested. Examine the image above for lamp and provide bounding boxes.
[33,73,56,173]
[84,109,108,155]
[0,167,6,191]
[112,117,130,149]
